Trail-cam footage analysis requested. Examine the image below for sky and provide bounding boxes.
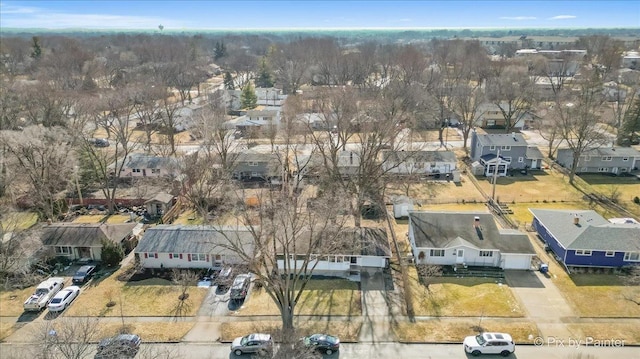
[0,1,638,30]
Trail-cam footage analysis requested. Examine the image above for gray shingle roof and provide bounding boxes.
[276,227,391,257]
[145,192,174,204]
[42,223,137,247]
[124,154,178,170]
[382,150,457,164]
[526,146,544,159]
[135,225,255,255]
[475,133,528,147]
[581,147,640,157]
[409,211,535,254]
[530,209,640,251]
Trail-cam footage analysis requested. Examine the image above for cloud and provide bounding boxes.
[549,15,577,20]
[500,16,537,20]
[0,3,39,14]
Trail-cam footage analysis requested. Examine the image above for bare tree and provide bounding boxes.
[486,62,536,133]
[29,316,101,359]
[170,269,198,319]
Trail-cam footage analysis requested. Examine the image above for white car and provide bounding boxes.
[463,332,515,357]
[48,286,80,312]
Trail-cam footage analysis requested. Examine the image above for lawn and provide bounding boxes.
[72,215,106,224]
[220,320,361,343]
[474,169,581,203]
[65,265,208,317]
[407,267,525,317]
[529,235,640,318]
[235,280,361,317]
[393,320,539,344]
[0,285,43,317]
[0,211,38,231]
[578,173,640,216]
[97,321,194,342]
[566,323,640,345]
[0,322,18,341]
[386,175,485,204]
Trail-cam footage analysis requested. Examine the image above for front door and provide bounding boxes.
[456,249,465,264]
[142,169,147,177]
[531,159,538,169]
[612,167,618,174]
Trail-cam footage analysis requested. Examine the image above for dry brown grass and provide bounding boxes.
[407,267,524,317]
[103,215,134,224]
[72,215,107,224]
[386,176,485,204]
[65,266,208,317]
[0,322,18,341]
[220,320,361,343]
[474,169,580,203]
[0,286,43,317]
[566,323,640,345]
[393,320,539,343]
[235,281,361,317]
[0,212,38,231]
[97,321,194,342]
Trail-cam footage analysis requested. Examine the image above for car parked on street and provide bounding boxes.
[229,274,251,300]
[302,333,340,355]
[230,333,272,356]
[463,332,515,357]
[72,265,97,284]
[95,333,141,359]
[48,286,80,312]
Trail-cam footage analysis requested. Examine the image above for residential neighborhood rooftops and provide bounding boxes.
[409,211,534,254]
[570,146,640,157]
[474,132,528,147]
[276,227,391,257]
[382,150,457,163]
[42,223,137,247]
[135,225,254,255]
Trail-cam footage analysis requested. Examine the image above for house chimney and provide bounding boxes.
[573,214,580,225]
[512,132,517,141]
[474,216,480,228]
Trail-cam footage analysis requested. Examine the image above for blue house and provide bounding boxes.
[529,209,640,271]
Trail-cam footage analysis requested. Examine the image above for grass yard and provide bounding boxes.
[407,267,524,317]
[65,266,207,317]
[220,320,361,343]
[0,322,18,341]
[529,235,640,318]
[72,215,106,224]
[578,173,640,217]
[393,320,539,344]
[0,211,38,231]
[474,169,581,203]
[386,175,485,205]
[566,323,640,345]
[235,280,361,317]
[0,286,43,317]
[102,214,134,224]
[97,321,194,342]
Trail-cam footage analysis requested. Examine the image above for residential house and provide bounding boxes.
[622,51,640,70]
[556,147,640,175]
[42,223,137,261]
[276,227,391,281]
[475,103,536,130]
[382,150,457,177]
[135,225,254,269]
[470,131,544,176]
[232,150,283,183]
[530,209,640,270]
[117,153,180,178]
[408,211,535,270]
[144,192,174,217]
[225,106,281,134]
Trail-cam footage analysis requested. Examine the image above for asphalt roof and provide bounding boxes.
[135,225,255,255]
[382,150,457,163]
[529,209,640,251]
[42,223,137,247]
[526,146,544,159]
[276,227,391,257]
[124,153,178,169]
[408,211,535,254]
[474,133,529,147]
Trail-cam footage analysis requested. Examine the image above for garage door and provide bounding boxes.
[501,255,532,270]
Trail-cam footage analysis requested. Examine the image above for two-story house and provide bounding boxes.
[382,150,457,177]
[470,131,544,176]
[556,147,640,175]
[232,151,283,183]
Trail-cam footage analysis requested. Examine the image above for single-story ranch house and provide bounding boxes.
[42,222,137,261]
[408,211,535,270]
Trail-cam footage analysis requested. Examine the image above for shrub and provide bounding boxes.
[101,239,124,267]
[634,196,640,205]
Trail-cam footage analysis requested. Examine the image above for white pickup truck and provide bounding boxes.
[23,277,65,312]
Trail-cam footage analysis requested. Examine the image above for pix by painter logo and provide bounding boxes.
[533,336,625,348]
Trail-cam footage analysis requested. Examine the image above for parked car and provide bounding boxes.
[302,333,340,355]
[230,333,272,356]
[95,333,141,359]
[463,332,515,357]
[229,274,251,300]
[48,286,80,312]
[89,138,110,147]
[72,265,97,284]
[23,277,65,312]
[215,266,234,291]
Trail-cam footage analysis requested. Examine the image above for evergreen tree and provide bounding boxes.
[618,96,640,146]
[255,57,274,88]
[223,71,235,90]
[30,36,42,60]
[214,41,226,61]
[241,82,258,109]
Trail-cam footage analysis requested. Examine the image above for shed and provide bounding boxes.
[144,192,174,217]
[393,196,414,219]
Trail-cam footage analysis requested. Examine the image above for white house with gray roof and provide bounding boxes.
[382,150,457,176]
[530,209,640,270]
[116,153,180,178]
[556,147,640,175]
[135,225,255,269]
[408,211,535,270]
[470,131,544,176]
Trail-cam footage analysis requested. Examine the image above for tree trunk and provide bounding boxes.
[569,152,580,185]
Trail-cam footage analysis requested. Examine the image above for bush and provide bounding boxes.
[634,196,640,205]
[101,239,124,267]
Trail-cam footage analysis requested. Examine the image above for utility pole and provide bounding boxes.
[491,149,501,201]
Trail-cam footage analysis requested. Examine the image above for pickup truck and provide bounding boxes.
[23,277,65,312]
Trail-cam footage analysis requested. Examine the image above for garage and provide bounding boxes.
[500,254,533,270]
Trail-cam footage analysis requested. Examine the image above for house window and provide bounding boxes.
[489,145,496,151]
[251,172,259,177]
[605,251,615,257]
[249,162,258,166]
[173,253,180,259]
[132,168,141,173]
[518,157,524,163]
[191,253,206,262]
[575,250,592,256]
[602,156,612,161]
[622,157,629,161]
[55,246,72,255]
[479,250,493,257]
[329,256,336,263]
[429,249,445,257]
[501,146,511,151]
[504,157,512,163]
[151,168,160,174]
[336,256,343,263]
[624,252,640,262]
[598,168,609,172]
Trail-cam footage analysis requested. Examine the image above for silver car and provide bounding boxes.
[230,333,272,356]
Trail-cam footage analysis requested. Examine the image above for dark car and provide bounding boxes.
[95,334,141,358]
[302,333,340,355]
[72,265,97,284]
[215,267,234,292]
[229,274,251,300]
[90,138,110,147]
